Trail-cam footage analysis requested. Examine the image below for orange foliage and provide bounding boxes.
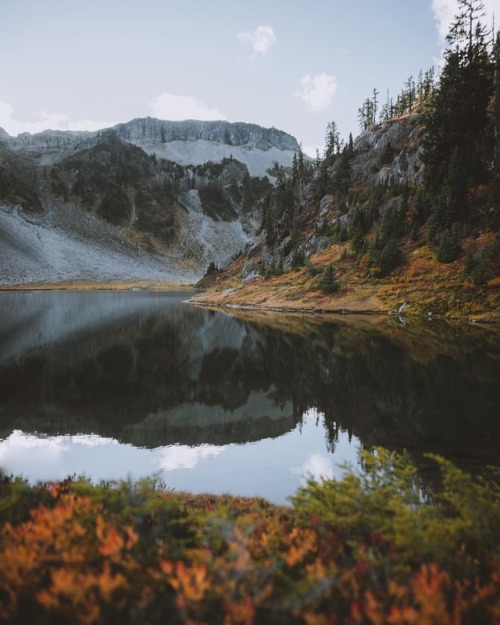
[0,479,499,624]
[283,527,318,567]
[0,492,136,624]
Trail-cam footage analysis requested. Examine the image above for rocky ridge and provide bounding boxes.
[2,119,299,176]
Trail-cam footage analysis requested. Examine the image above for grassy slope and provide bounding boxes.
[192,234,500,320]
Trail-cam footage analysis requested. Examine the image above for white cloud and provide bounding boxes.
[293,73,337,113]
[431,0,457,40]
[0,100,114,137]
[149,93,227,121]
[431,0,498,41]
[237,24,277,56]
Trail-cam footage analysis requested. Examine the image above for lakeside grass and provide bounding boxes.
[192,241,500,321]
[0,280,197,292]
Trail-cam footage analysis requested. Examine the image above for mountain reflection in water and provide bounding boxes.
[0,290,498,502]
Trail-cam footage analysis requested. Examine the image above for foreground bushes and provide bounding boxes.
[0,449,499,624]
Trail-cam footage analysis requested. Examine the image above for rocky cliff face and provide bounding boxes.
[112,119,299,178]
[113,118,299,151]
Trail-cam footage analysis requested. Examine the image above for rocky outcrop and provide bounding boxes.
[111,119,299,178]
[235,115,427,270]
[351,114,423,186]
[0,141,42,212]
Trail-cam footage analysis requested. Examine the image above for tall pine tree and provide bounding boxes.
[423,0,494,204]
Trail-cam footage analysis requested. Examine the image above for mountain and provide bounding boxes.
[3,118,298,177]
[113,118,299,177]
[0,119,298,286]
[194,113,499,319]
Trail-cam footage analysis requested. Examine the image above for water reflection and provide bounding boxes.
[0,411,356,504]
[0,290,499,502]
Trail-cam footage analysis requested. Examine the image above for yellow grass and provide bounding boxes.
[0,280,196,292]
[191,239,500,321]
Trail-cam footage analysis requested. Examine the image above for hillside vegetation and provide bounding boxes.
[195,2,500,320]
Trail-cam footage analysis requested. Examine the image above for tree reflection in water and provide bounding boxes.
[0,291,498,492]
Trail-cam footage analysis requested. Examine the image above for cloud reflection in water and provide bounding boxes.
[157,445,225,471]
[0,410,362,504]
[294,453,335,484]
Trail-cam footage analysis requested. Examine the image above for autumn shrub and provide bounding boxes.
[0,450,498,624]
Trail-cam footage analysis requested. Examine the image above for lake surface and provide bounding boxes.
[0,290,499,504]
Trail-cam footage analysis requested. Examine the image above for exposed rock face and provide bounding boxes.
[351,115,423,186]
[113,118,299,151]
[0,141,42,212]
[2,129,97,166]
[112,119,299,178]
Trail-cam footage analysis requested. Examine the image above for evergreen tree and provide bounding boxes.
[422,0,494,265]
[423,0,493,201]
[495,31,500,171]
[357,97,376,130]
[325,121,341,158]
[291,247,306,269]
[332,143,354,196]
[380,90,394,121]
[319,264,340,293]
[404,75,416,113]
[369,235,404,277]
[372,88,379,121]
[464,251,493,284]
[436,225,461,263]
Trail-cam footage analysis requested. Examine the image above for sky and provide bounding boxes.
[0,0,499,156]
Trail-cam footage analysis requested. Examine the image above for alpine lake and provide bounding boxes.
[0,290,498,505]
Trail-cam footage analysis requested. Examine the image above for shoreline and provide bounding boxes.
[189,279,500,323]
[1,279,498,323]
[0,280,197,292]
[189,297,500,324]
